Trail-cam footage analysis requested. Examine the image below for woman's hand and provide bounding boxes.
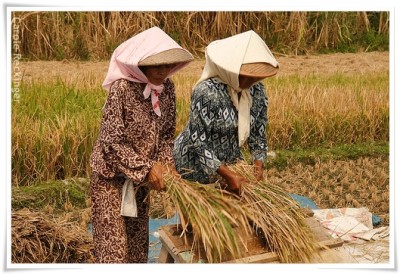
[146,163,167,191]
[253,160,264,181]
[167,165,181,179]
[217,165,248,196]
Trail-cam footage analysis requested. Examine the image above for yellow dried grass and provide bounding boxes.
[228,162,321,263]
[164,161,322,263]
[11,208,94,263]
[164,172,251,263]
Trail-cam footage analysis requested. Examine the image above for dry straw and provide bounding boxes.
[165,172,252,263]
[12,11,389,60]
[164,162,322,263]
[228,162,321,263]
[11,208,94,263]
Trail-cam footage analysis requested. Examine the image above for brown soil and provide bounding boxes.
[19,51,389,82]
[178,51,390,77]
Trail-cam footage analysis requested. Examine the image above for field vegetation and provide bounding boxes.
[12,63,389,186]
[10,11,390,263]
[12,11,389,60]
[11,53,390,226]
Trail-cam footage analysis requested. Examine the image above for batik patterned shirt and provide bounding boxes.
[90,78,176,186]
[173,77,268,183]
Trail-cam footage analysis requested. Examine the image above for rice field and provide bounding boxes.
[10,51,390,263]
[11,154,389,263]
[12,52,389,186]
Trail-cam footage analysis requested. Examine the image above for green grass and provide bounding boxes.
[12,142,389,213]
[12,71,389,186]
[11,177,90,212]
[12,79,105,185]
[265,142,389,170]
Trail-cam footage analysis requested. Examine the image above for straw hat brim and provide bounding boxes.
[239,62,279,78]
[138,48,194,66]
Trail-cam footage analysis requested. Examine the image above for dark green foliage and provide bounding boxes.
[265,142,389,170]
[12,178,90,212]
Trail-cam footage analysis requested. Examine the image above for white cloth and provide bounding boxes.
[195,30,279,146]
[228,87,252,147]
[120,179,138,217]
[312,207,388,242]
[355,226,390,241]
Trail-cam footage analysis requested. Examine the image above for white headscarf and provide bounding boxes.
[195,30,279,146]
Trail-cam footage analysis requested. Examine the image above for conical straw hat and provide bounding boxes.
[138,48,194,66]
[239,62,279,78]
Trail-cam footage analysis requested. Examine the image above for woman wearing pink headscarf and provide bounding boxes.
[89,27,193,263]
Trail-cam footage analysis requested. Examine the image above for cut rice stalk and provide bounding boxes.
[228,162,322,263]
[164,172,252,263]
[163,162,322,263]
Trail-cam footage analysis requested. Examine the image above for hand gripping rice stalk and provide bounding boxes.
[228,162,322,263]
[164,171,252,263]
[164,162,322,263]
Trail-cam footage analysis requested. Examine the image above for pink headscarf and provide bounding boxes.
[102,26,191,116]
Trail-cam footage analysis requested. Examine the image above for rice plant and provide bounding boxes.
[164,162,322,263]
[164,171,251,263]
[12,69,388,186]
[228,162,321,263]
[11,11,389,60]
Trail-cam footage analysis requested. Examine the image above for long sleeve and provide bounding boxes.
[248,83,268,162]
[173,78,241,184]
[98,81,154,184]
[155,83,176,165]
[90,79,177,184]
[188,85,222,175]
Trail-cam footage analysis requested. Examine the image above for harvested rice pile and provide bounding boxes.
[165,174,251,263]
[11,208,94,263]
[164,162,322,263]
[229,162,321,263]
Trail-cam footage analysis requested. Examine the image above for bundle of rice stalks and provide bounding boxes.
[228,162,322,263]
[11,208,94,263]
[164,172,252,263]
[149,191,176,219]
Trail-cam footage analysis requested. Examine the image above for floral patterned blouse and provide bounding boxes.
[90,78,176,186]
[173,77,268,184]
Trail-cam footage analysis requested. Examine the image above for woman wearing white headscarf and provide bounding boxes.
[173,30,279,196]
[90,27,193,263]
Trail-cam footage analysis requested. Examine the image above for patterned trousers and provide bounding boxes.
[90,173,150,263]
